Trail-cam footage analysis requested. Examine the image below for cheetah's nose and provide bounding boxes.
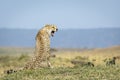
[56,28,58,31]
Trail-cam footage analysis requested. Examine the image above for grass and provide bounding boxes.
[0,46,120,80]
[2,66,120,80]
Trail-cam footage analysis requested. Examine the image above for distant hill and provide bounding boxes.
[0,28,120,48]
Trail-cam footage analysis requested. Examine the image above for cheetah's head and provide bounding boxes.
[44,24,58,37]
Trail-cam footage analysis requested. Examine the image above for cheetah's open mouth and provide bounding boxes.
[51,31,55,37]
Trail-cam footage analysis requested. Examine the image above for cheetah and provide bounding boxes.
[24,24,58,69]
[5,24,58,74]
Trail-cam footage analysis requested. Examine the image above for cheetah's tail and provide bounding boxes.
[4,68,23,74]
[4,69,18,74]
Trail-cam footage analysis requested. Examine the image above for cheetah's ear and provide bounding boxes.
[45,24,50,27]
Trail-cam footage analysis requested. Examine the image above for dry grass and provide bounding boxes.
[55,46,120,66]
[0,46,120,79]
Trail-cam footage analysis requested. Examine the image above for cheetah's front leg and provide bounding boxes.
[47,57,53,68]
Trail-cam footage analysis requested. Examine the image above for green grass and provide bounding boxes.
[1,66,120,80]
[0,47,120,80]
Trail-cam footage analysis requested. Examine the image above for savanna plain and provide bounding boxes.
[0,46,120,80]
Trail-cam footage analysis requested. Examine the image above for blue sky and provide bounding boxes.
[0,0,120,29]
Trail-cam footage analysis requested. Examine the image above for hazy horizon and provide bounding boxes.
[0,28,120,48]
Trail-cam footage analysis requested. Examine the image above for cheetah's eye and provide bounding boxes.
[52,27,55,29]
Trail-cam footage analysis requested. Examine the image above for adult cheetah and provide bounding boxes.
[5,24,58,74]
[24,24,58,69]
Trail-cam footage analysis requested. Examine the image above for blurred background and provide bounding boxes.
[0,0,120,48]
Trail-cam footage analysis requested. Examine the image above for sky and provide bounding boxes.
[0,0,120,29]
